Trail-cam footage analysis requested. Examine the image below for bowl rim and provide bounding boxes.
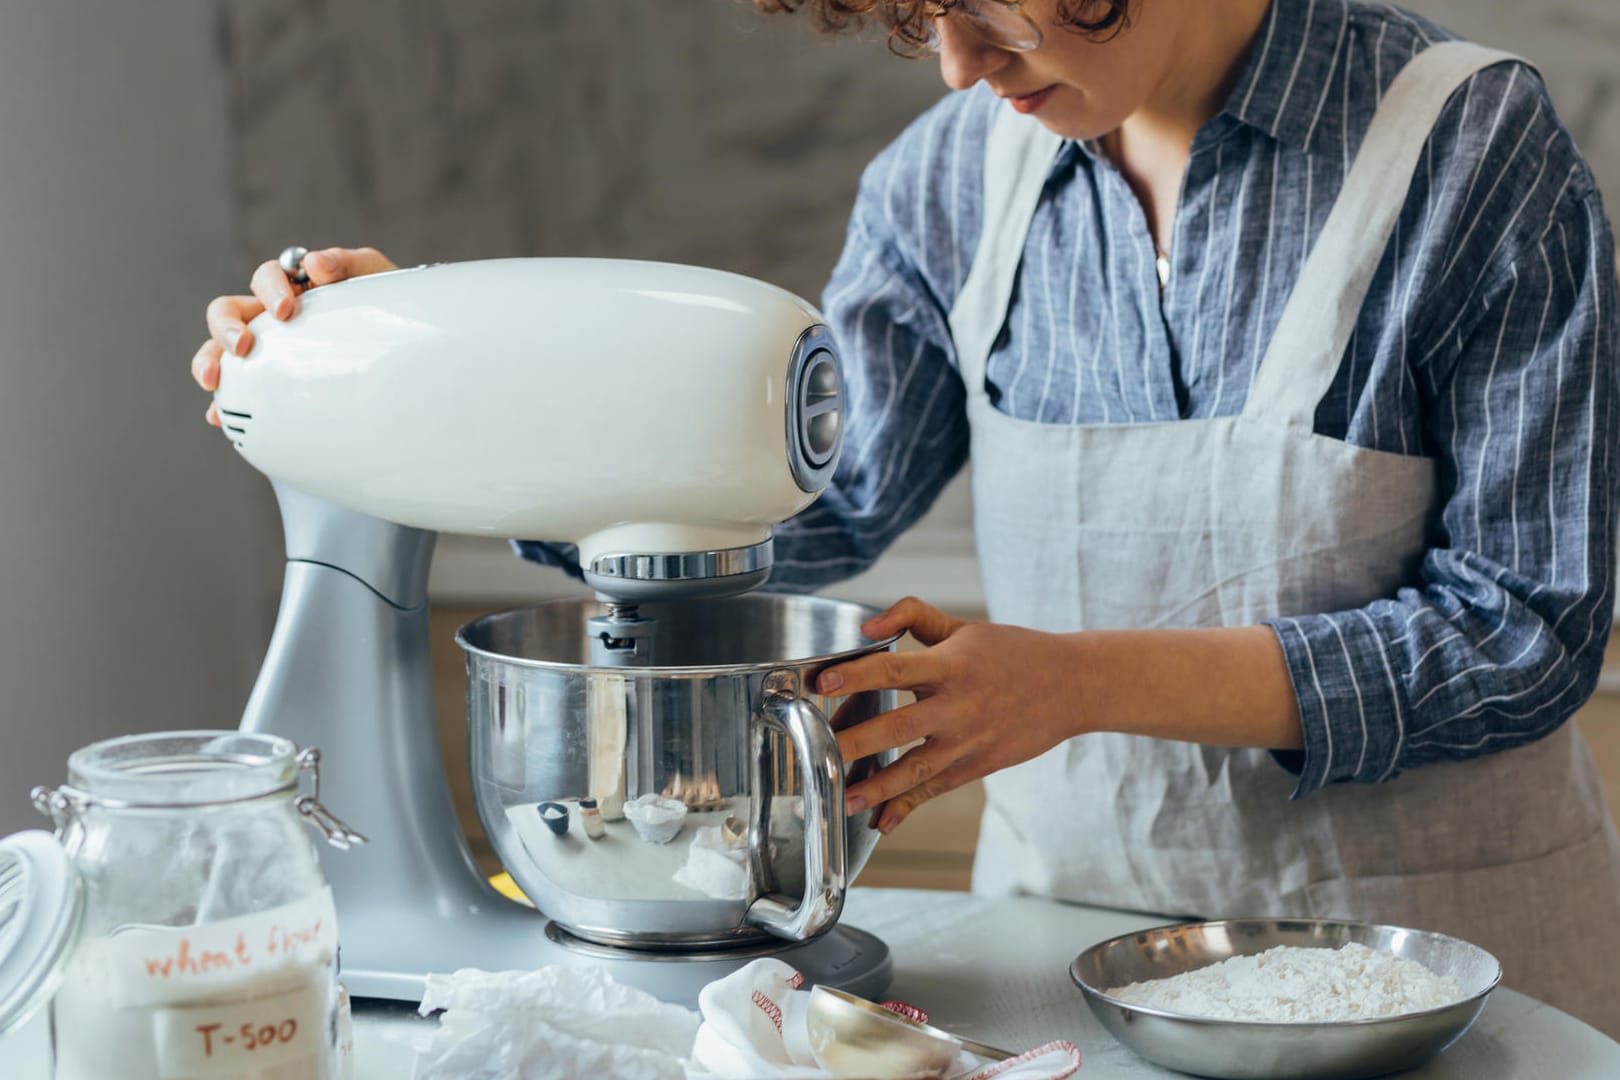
[807,984,965,1051]
[1069,916,1502,1029]
[455,596,903,676]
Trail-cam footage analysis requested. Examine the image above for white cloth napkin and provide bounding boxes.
[688,959,1082,1079]
[411,966,699,1080]
[690,958,825,1078]
[407,959,1081,1080]
[956,1043,1084,1080]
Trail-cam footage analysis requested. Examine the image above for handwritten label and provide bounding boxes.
[151,983,331,1077]
[90,888,338,1008]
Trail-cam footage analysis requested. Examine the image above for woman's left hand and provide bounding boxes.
[818,596,1086,834]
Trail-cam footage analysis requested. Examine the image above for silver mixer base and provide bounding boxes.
[541,921,893,1006]
[348,922,891,1010]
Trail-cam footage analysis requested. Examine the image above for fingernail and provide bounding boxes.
[306,250,334,274]
[275,292,293,319]
[819,672,843,694]
[224,328,242,355]
[846,795,867,815]
[879,816,896,835]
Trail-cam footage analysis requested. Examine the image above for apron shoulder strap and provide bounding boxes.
[1242,41,1527,428]
[947,101,1065,395]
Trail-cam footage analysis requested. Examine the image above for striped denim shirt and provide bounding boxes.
[519,0,1619,797]
[757,0,1619,797]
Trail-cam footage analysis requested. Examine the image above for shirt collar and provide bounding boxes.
[1220,0,1353,155]
[1049,0,1352,176]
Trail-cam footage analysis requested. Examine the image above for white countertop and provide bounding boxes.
[5,887,1615,1078]
[840,889,1619,1078]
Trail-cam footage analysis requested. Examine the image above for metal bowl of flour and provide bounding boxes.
[1070,918,1500,1079]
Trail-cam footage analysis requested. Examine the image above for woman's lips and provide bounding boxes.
[1007,86,1055,114]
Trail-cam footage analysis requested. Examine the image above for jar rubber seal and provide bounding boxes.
[0,830,85,1037]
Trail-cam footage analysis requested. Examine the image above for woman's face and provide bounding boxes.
[935,0,1187,139]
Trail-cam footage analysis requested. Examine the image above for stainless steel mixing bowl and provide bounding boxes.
[457,594,900,949]
[1071,918,1501,1079]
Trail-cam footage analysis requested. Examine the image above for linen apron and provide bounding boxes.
[957,42,1620,1035]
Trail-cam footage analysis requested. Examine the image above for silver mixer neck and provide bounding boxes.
[587,603,657,667]
[582,540,774,601]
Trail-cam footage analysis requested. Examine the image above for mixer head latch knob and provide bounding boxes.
[587,605,658,668]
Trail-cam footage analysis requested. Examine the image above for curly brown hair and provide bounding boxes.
[753,1,1133,56]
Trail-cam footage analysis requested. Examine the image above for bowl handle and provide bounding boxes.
[744,680,846,941]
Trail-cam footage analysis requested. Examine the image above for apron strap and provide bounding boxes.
[947,102,1065,398]
[1242,41,1525,429]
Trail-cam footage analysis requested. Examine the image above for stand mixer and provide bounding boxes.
[213,258,899,1006]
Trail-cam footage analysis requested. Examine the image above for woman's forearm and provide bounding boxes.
[822,602,1306,831]
[1069,625,1303,751]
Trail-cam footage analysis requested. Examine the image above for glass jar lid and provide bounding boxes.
[0,830,84,1037]
[65,730,299,807]
[36,731,366,848]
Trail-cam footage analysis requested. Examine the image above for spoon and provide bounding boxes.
[807,984,1015,1079]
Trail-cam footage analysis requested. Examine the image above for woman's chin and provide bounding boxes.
[1031,99,1118,143]
[1039,118,1106,142]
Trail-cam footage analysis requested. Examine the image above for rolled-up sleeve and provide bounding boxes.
[1269,189,1620,797]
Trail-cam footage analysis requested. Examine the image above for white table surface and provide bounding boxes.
[5,887,1615,1078]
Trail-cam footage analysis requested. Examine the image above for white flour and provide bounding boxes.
[50,888,341,1079]
[1105,943,1465,1022]
[51,959,337,1080]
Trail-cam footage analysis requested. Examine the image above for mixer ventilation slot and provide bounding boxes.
[218,408,252,448]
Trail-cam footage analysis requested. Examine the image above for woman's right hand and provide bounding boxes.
[192,246,397,426]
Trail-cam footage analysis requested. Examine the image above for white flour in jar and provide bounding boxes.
[1105,943,1465,1022]
[50,888,341,1079]
[52,961,337,1080]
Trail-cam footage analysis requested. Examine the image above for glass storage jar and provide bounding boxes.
[30,730,363,1080]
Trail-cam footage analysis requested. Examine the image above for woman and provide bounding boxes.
[193,0,1620,1034]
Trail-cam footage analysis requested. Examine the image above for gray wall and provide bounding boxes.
[0,4,281,834]
[220,0,944,306]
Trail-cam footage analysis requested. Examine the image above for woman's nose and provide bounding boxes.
[934,18,1012,90]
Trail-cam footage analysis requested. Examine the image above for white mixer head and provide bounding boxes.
[213,258,844,599]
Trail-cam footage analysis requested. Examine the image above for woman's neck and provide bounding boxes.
[1123,0,1273,150]
[1103,0,1274,257]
